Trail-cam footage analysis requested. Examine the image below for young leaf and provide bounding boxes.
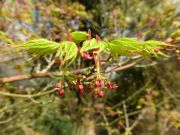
[18,39,60,56]
[108,38,167,57]
[143,40,167,57]
[143,40,166,47]
[80,38,106,53]
[108,38,143,56]
[58,41,78,64]
[18,39,78,65]
[70,31,88,44]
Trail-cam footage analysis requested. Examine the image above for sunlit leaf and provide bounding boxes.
[70,31,88,44]
[58,41,78,63]
[18,39,60,56]
[108,38,167,57]
[108,38,143,56]
[18,39,78,65]
[80,38,107,53]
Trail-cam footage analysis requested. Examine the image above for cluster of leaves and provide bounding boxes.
[18,31,167,63]
[17,30,167,98]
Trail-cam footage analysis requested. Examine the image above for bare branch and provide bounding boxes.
[0,89,58,98]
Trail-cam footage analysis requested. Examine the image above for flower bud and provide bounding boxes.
[106,82,112,89]
[78,84,84,95]
[97,91,104,98]
[95,81,100,88]
[106,83,118,90]
[58,89,64,96]
[56,81,62,88]
[98,79,103,87]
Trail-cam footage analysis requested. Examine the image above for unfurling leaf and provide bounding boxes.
[108,38,143,57]
[58,41,78,64]
[18,39,78,65]
[18,39,60,56]
[107,38,167,57]
[70,31,88,43]
[80,38,106,53]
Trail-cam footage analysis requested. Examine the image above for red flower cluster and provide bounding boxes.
[56,30,118,98]
[55,79,118,98]
[56,81,64,96]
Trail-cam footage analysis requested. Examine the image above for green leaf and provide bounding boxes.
[143,40,166,47]
[108,38,167,57]
[80,38,107,53]
[108,38,143,56]
[58,41,78,63]
[70,31,88,44]
[142,40,167,56]
[18,39,78,65]
[170,30,180,39]
[18,39,60,56]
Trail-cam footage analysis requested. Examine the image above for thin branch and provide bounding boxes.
[40,59,55,73]
[130,109,146,130]
[123,102,130,129]
[0,58,142,84]
[105,58,142,73]
[0,68,88,83]
[0,72,49,83]
[0,89,58,98]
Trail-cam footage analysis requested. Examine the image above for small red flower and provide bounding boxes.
[106,83,118,90]
[58,89,64,96]
[78,84,84,95]
[56,81,62,88]
[83,52,92,60]
[97,91,104,98]
[106,82,112,89]
[95,81,100,88]
[98,79,103,87]
[95,79,103,88]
